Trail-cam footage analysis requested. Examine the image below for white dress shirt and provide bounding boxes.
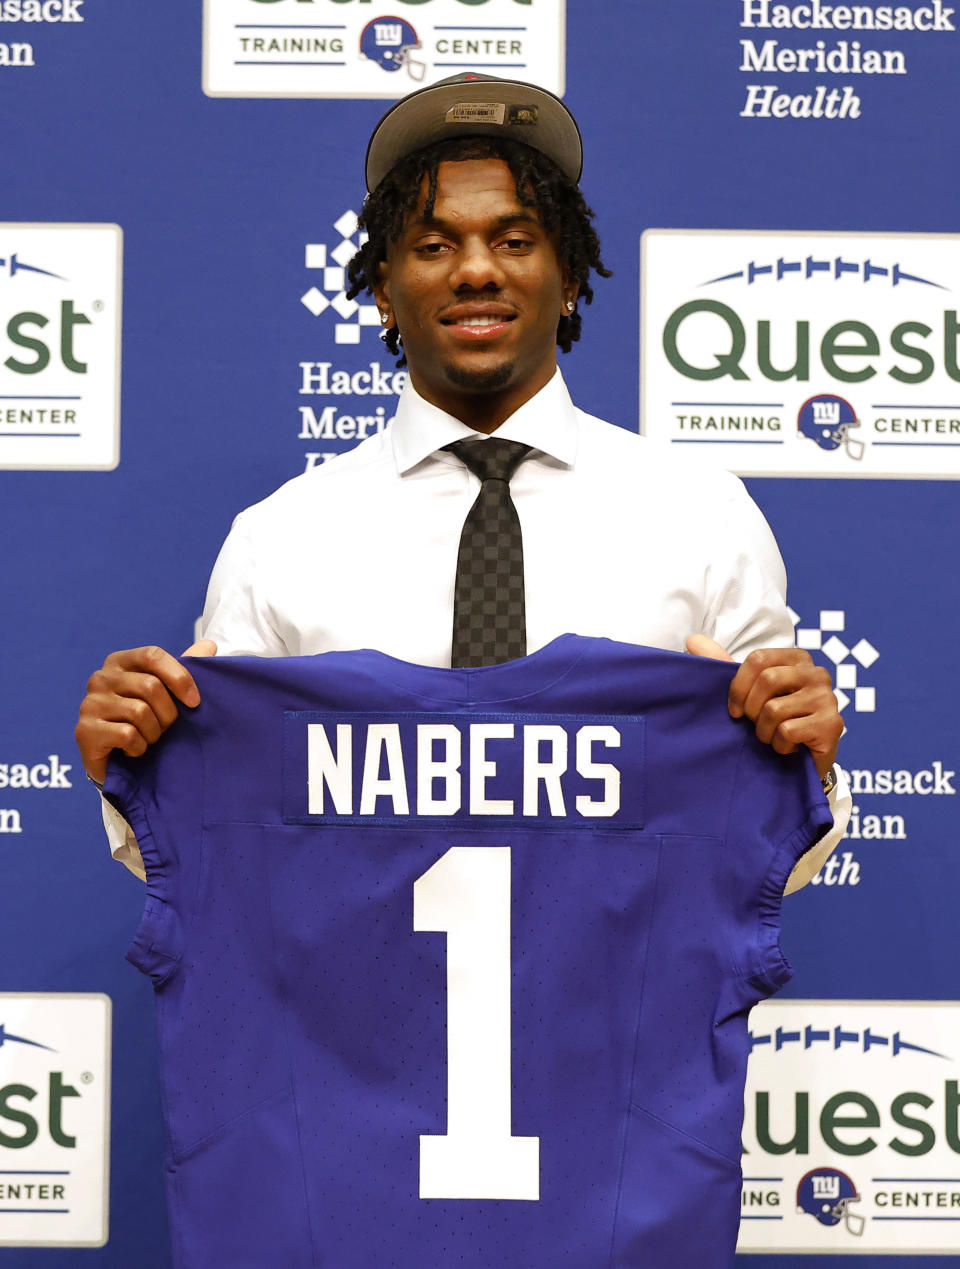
[104,369,850,886]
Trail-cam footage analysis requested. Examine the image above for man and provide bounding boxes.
[76,74,848,878]
[76,72,850,1268]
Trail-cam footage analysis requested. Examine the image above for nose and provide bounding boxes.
[449,237,505,293]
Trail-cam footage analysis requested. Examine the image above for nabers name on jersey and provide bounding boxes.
[283,712,645,826]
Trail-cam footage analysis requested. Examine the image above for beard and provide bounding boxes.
[442,360,515,393]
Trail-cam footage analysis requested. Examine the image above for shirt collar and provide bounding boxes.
[391,368,578,475]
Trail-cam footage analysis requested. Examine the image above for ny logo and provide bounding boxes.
[375,24,403,45]
[811,400,841,426]
[812,1175,840,1201]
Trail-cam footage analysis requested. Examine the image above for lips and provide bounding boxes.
[440,304,517,340]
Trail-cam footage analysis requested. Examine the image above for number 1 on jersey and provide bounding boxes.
[413,846,540,1201]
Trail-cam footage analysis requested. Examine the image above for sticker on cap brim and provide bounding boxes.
[445,102,506,125]
[507,105,539,126]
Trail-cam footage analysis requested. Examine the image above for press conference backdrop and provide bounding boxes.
[1,1,957,1264]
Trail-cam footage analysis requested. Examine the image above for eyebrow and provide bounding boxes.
[410,210,542,232]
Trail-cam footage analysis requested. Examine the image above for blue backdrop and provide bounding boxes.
[2,1,958,1263]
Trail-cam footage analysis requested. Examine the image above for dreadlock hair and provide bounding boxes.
[345,135,611,366]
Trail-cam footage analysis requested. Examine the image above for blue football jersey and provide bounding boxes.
[104,635,831,1269]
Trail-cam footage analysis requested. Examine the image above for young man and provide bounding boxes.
[78,74,850,1268]
[77,73,847,883]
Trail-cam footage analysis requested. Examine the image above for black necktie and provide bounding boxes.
[446,437,532,668]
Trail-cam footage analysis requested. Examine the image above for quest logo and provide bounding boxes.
[0,993,111,1249]
[738,999,960,1255]
[641,229,960,478]
[0,224,122,472]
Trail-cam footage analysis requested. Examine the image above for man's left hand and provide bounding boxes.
[686,635,842,779]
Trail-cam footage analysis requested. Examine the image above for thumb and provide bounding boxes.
[182,639,217,657]
[686,633,734,662]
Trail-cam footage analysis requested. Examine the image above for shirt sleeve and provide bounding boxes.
[200,510,291,656]
[703,472,794,658]
[100,790,147,880]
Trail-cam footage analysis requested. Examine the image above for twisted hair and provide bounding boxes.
[345,135,611,365]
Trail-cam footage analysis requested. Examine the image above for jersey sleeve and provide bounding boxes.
[783,765,852,894]
[723,733,833,997]
[101,717,204,984]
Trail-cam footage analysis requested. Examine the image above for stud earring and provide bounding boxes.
[565,300,575,313]
[380,311,389,324]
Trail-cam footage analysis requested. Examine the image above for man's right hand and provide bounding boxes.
[75,640,217,784]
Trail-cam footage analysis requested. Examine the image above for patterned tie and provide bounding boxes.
[446,437,532,668]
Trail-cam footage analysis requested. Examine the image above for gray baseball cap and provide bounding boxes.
[365,73,583,193]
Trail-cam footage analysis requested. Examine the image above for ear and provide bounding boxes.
[560,267,579,316]
[373,258,391,323]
